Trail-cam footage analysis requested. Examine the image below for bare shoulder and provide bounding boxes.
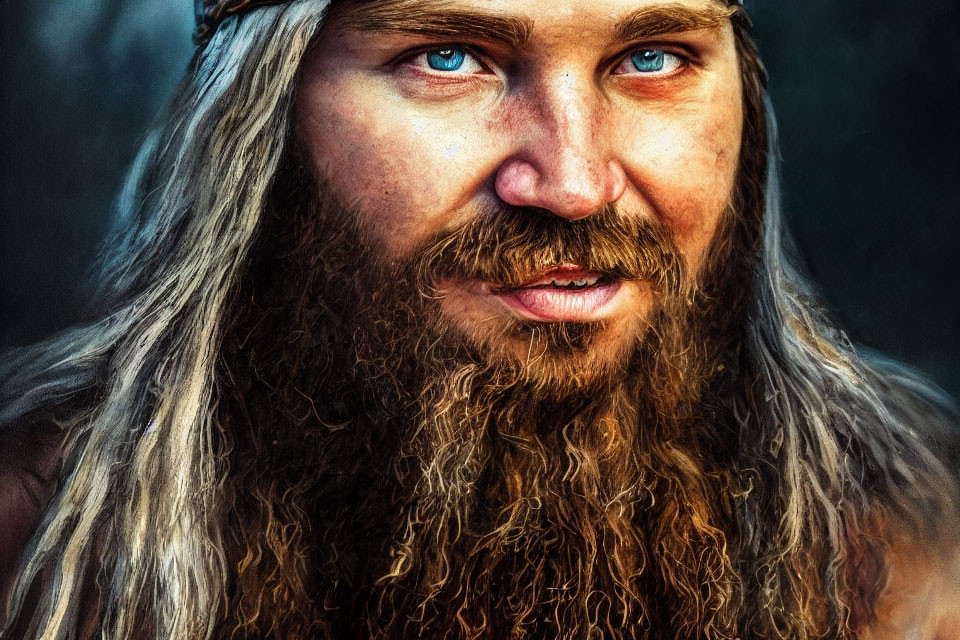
[859,357,960,638]
[864,525,960,639]
[0,413,64,603]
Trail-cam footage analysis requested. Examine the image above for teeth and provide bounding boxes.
[548,277,600,288]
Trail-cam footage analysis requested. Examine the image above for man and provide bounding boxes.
[1,0,958,637]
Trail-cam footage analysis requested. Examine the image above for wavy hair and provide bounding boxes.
[1,2,329,637]
[1,3,957,639]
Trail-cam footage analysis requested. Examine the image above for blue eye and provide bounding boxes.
[613,48,685,76]
[630,50,666,73]
[427,48,466,71]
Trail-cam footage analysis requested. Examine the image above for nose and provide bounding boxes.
[494,76,627,220]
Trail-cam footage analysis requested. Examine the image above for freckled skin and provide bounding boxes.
[292,1,960,634]
[296,0,743,365]
[298,0,741,254]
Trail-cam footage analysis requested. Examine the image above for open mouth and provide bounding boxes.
[490,266,623,322]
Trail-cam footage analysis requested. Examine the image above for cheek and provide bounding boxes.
[295,81,497,258]
[618,99,742,270]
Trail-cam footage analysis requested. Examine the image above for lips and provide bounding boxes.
[491,266,623,322]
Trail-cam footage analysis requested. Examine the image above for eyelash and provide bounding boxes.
[396,44,692,79]
[396,44,488,73]
[612,48,689,76]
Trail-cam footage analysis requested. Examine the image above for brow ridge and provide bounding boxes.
[329,1,734,51]
[614,4,738,41]
[332,1,532,50]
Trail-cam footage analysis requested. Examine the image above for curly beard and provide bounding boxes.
[217,149,753,639]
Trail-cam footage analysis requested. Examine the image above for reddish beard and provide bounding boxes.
[218,156,751,639]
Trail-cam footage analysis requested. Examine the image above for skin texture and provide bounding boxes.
[863,528,960,639]
[296,0,742,367]
[294,0,960,635]
[1,2,958,638]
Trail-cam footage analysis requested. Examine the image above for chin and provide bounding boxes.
[443,307,650,394]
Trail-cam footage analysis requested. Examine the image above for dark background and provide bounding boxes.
[2,1,958,396]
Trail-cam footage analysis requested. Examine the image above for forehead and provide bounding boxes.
[365,0,731,14]
[329,0,736,43]
[333,0,731,14]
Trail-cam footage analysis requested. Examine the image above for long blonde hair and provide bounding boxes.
[1,3,956,638]
[2,3,328,637]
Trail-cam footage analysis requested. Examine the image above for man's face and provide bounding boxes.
[295,0,743,377]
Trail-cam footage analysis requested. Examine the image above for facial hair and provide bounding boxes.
[217,152,751,639]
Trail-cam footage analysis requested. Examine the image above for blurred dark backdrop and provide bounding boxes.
[2,1,958,396]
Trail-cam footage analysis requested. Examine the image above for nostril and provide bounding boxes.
[494,155,626,220]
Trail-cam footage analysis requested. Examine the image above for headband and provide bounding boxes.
[193,0,752,47]
[193,0,287,45]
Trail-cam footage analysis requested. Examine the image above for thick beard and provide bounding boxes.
[218,152,751,639]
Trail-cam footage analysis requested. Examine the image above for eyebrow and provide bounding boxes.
[332,1,533,50]
[331,1,734,51]
[613,4,737,41]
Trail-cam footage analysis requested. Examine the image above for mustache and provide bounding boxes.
[411,203,685,293]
